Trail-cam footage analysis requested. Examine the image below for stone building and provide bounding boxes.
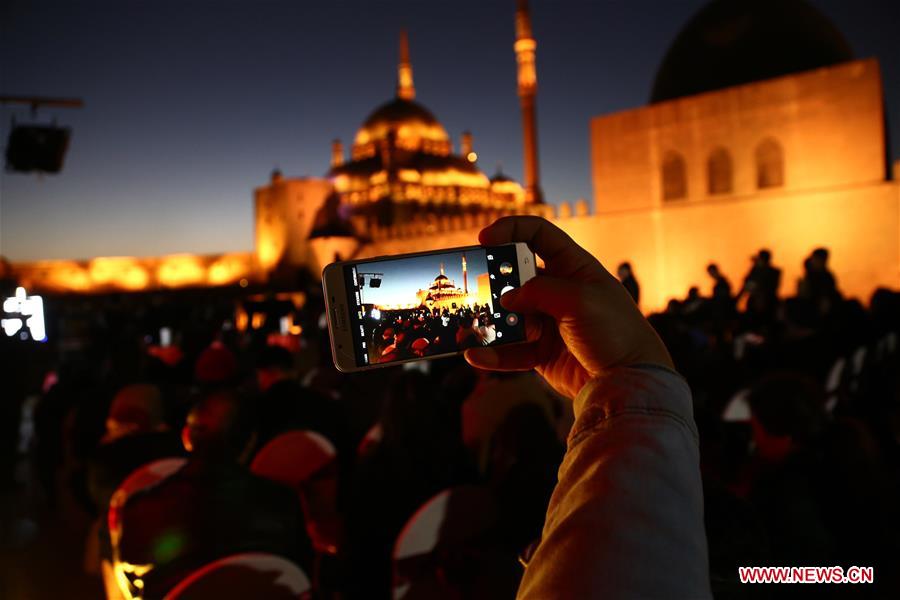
[251,0,550,277]
[582,0,898,310]
[11,0,899,313]
[347,0,899,311]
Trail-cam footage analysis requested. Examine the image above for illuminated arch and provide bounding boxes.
[756,138,784,188]
[706,147,733,195]
[662,151,687,201]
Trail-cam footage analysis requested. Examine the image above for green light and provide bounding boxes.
[153,530,186,563]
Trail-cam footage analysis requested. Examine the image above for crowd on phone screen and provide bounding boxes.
[1,243,899,599]
[369,304,497,363]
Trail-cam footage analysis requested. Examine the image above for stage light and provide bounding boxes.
[5,124,71,173]
[371,308,381,320]
[2,96,82,173]
[358,274,366,287]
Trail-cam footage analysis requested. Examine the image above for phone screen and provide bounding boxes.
[342,245,528,367]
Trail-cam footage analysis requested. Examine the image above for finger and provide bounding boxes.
[500,275,589,321]
[478,216,605,280]
[522,310,544,343]
[464,343,540,372]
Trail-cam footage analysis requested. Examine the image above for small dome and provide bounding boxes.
[651,0,853,103]
[490,170,515,184]
[355,98,449,146]
[434,274,449,282]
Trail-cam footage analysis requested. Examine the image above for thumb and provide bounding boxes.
[464,343,541,372]
[500,275,585,320]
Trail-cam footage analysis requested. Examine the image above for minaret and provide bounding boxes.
[397,29,416,100]
[515,0,542,203]
[331,139,344,168]
[461,131,474,161]
[462,254,468,294]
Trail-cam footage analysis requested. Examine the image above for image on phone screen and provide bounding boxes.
[342,246,527,367]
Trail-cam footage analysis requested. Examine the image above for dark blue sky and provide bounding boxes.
[357,249,488,308]
[2,0,898,261]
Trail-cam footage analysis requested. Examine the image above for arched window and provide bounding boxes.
[707,147,732,195]
[756,138,784,188]
[662,151,687,201]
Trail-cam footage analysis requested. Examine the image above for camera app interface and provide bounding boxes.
[343,246,527,366]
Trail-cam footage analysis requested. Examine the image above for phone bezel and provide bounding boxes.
[322,242,535,373]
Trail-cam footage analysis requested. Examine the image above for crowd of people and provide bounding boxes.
[620,247,900,597]
[1,220,899,599]
[368,304,497,363]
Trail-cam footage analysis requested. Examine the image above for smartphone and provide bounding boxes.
[322,243,536,372]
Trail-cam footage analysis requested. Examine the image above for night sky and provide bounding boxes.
[2,0,898,262]
[356,250,489,308]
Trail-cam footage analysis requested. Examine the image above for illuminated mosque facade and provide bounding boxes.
[10,0,899,311]
[252,0,552,276]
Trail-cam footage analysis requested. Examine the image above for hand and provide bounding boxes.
[464,217,673,400]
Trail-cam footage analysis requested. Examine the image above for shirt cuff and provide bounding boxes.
[569,363,698,449]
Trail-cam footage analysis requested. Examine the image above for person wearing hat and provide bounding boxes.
[87,384,184,573]
[117,390,305,598]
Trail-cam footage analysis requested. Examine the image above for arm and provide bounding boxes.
[465,217,711,599]
[518,365,710,599]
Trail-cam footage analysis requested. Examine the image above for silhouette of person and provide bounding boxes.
[738,249,781,325]
[617,262,640,306]
[800,247,841,315]
[706,263,732,302]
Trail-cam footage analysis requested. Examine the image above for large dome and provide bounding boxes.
[650,0,853,103]
[354,97,449,146]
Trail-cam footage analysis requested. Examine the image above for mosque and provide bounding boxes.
[412,257,482,313]
[10,0,900,312]
[253,0,550,275]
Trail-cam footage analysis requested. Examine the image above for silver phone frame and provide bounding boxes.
[322,242,536,373]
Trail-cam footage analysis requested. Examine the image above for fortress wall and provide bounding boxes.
[358,182,900,313]
[13,251,258,293]
[565,183,899,312]
[593,59,887,214]
[14,183,898,307]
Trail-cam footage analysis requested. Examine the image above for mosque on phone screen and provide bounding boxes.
[12,0,900,311]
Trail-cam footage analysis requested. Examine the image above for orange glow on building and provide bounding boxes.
[12,252,258,294]
[157,254,206,288]
[256,226,286,271]
[89,257,151,291]
[18,261,93,293]
[586,58,899,311]
[207,253,252,286]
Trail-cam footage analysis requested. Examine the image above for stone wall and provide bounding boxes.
[592,59,887,214]
[358,181,900,313]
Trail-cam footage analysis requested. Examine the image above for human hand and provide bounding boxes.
[464,216,673,400]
